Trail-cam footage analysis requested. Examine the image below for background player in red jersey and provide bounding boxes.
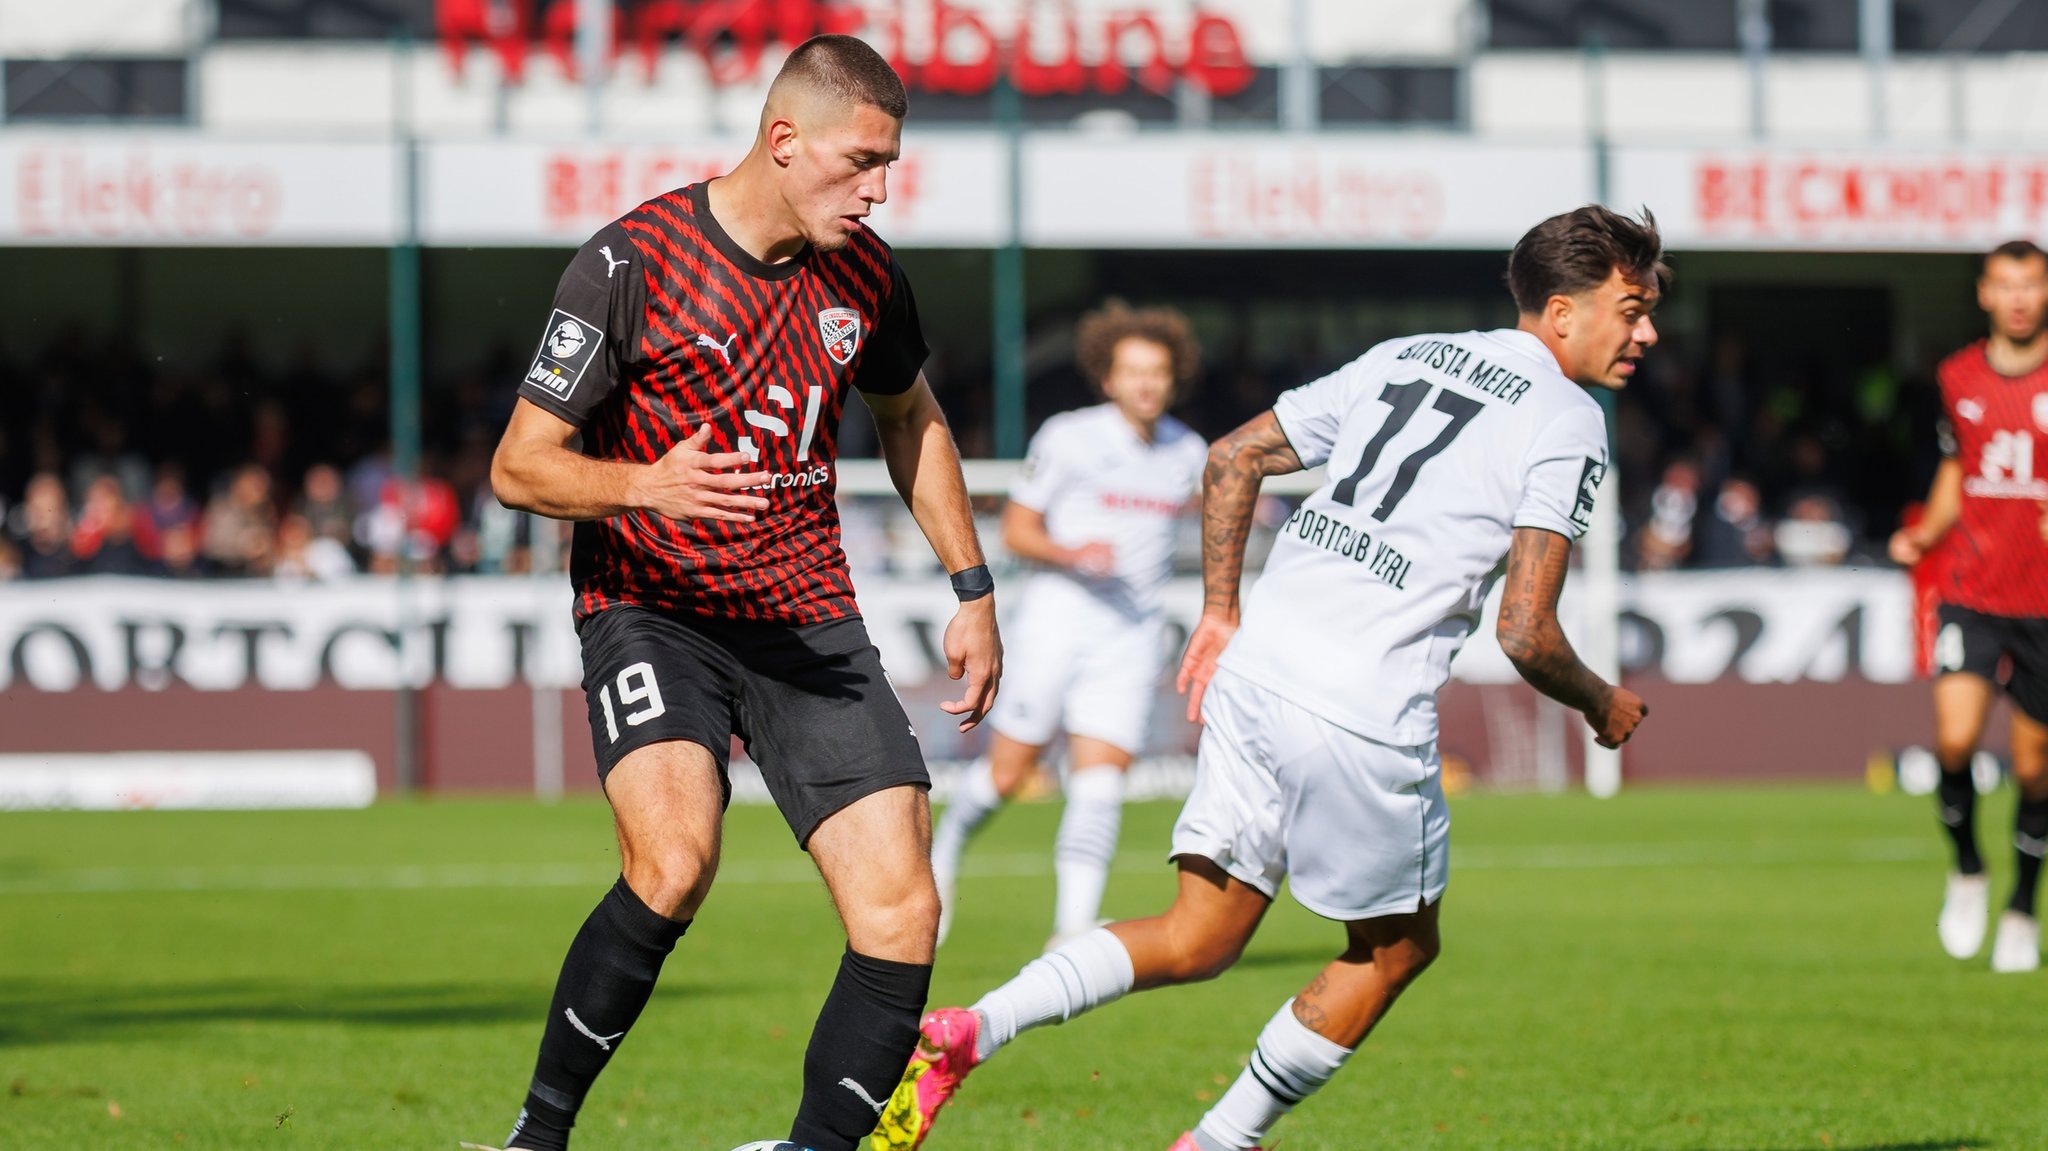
[482,37,1000,1151]
[1890,239,2048,974]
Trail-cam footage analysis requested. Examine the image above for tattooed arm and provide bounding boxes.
[1496,526,1648,748]
[1177,411,1304,721]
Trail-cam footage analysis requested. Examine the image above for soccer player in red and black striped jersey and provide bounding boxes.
[1890,239,2048,974]
[483,36,1001,1151]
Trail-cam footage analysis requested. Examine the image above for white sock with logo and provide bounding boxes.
[970,927,1134,1063]
[1192,999,1353,1151]
[932,758,1001,899]
[1053,765,1127,938]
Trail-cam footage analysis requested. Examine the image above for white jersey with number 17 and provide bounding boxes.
[1217,328,1610,747]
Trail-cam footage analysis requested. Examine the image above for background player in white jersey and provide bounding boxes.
[871,206,1658,1151]
[931,302,1207,949]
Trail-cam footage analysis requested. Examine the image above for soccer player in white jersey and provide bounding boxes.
[931,302,1207,950]
[869,205,1658,1151]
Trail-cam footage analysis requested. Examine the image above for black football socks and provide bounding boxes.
[789,948,933,1151]
[2010,793,2048,916]
[1937,764,1985,876]
[508,876,690,1151]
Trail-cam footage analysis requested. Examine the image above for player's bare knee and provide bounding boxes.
[1343,917,1440,983]
[1934,734,1979,772]
[623,844,715,920]
[843,884,939,961]
[1390,933,1442,984]
[989,757,1036,798]
[2012,759,2048,799]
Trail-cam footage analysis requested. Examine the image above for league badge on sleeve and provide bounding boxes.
[818,307,863,365]
[1571,456,1607,536]
[525,308,603,402]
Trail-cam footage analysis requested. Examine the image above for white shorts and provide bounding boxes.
[987,576,1167,755]
[1170,668,1448,921]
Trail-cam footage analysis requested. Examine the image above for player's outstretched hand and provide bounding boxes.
[939,598,1002,733]
[1177,613,1238,724]
[1588,685,1649,749]
[630,426,772,523]
[1066,541,1117,579]
[1887,527,1928,567]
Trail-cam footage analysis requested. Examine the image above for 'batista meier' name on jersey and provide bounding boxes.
[1394,338,1537,406]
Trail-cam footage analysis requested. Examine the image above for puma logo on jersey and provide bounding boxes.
[694,331,739,366]
[1957,398,1986,424]
[600,245,630,278]
[565,1007,624,1051]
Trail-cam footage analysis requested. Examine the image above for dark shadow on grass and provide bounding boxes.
[1700,1142,1989,1150]
[0,976,744,1048]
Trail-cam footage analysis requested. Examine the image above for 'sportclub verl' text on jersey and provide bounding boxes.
[516,182,928,624]
[1007,404,1207,616]
[1219,328,1611,746]
[1934,341,2048,620]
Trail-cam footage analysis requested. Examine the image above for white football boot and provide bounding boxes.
[1990,911,2040,973]
[1938,872,1990,959]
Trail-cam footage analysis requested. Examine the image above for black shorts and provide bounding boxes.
[577,604,929,846]
[1935,603,2048,725]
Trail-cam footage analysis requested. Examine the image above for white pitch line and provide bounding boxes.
[0,838,1939,897]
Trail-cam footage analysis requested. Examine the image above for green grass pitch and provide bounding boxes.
[3,786,2043,1150]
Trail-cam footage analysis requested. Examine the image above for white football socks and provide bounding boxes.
[1053,765,1127,938]
[932,757,1002,899]
[970,926,1134,1063]
[1192,999,1353,1151]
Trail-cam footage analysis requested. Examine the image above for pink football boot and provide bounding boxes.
[866,1007,983,1150]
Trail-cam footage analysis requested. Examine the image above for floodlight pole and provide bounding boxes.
[390,27,425,795]
[992,71,1026,459]
[530,515,564,801]
[1738,0,1771,138]
[1861,0,1892,140]
[1280,0,1316,132]
[1581,31,1623,799]
[576,0,609,132]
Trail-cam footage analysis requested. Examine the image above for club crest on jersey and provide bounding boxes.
[818,307,862,365]
[2034,393,2048,433]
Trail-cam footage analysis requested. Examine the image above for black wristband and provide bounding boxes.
[949,564,995,602]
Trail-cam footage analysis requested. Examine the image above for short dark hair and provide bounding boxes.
[1985,239,2047,271]
[1507,205,1668,315]
[1075,300,1202,399]
[774,34,909,119]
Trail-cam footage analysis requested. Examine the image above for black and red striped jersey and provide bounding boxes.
[517,181,927,624]
[1932,340,2048,619]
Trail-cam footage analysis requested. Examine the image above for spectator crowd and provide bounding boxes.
[0,322,1942,583]
[0,331,530,582]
